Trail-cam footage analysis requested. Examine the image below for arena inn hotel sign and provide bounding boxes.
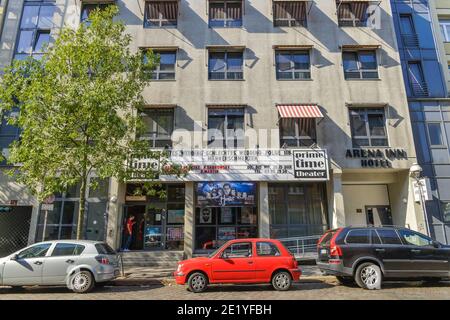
[345,148,408,168]
[129,149,330,182]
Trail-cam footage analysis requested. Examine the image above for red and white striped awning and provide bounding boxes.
[276,104,323,118]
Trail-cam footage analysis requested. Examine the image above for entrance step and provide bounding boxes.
[123,267,175,279]
[119,250,184,268]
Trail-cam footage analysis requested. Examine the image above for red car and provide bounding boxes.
[174,238,301,293]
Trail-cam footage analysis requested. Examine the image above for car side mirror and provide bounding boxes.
[10,254,18,261]
[433,241,440,248]
[222,252,229,259]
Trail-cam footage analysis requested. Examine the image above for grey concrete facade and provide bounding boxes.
[0,1,427,258]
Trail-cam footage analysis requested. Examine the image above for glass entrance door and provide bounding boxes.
[366,206,393,227]
[144,206,165,250]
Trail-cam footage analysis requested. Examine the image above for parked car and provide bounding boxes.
[316,226,450,290]
[0,240,120,293]
[174,238,301,293]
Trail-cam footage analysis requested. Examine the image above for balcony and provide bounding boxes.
[411,82,429,97]
[401,34,420,48]
[338,18,367,27]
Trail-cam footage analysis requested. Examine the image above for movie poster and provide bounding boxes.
[197,182,256,207]
[199,207,212,224]
[168,209,185,224]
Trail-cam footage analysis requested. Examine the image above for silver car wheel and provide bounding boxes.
[274,273,291,290]
[191,275,206,291]
[72,272,92,292]
[361,266,378,288]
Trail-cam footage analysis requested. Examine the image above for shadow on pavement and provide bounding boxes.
[200,281,334,293]
[0,284,164,295]
[381,280,450,289]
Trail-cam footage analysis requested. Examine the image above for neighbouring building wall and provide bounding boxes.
[392,0,450,243]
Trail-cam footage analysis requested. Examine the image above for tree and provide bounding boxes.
[0,5,185,239]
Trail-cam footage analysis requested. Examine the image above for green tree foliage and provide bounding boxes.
[0,5,185,239]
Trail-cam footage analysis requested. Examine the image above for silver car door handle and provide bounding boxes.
[375,249,385,252]
[411,249,421,253]
[34,261,43,265]
[66,259,75,264]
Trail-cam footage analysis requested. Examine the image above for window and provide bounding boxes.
[149,51,177,80]
[140,108,174,148]
[427,123,445,147]
[343,51,378,79]
[195,206,257,251]
[95,243,116,255]
[398,229,433,247]
[80,3,109,23]
[144,1,178,28]
[256,242,281,256]
[0,109,20,165]
[349,108,388,147]
[440,19,450,42]
[36,181,109,242]
[207,108,244,149]
[337,1,369,27]
[208,50,244,80]
[280,118,316,148]
[15,1,55,60]
[407,61,428,97]
[441,202,450,223]
[17,243,52,259]
[222,242,252,258]
[273,1,307,27]
[269,183,328,239]
[51,243,85,256]
[376,229,402,245]
[371,230,381,244]
[275,50,310,80]
[399,14,418,47]
[345,229,370,244]
[209,0,242,28]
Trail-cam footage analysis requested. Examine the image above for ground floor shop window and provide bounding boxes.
[195,182,258,251]
[269,183,328,238]
[122,184,185,251]
[36,178,109,242]
[195,207,258,250]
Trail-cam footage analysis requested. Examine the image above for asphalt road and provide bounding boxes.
[1,278,450,300]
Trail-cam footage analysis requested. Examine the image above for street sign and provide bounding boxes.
[413,178,432,202]
[43,195,56,204]
[41,203,54,211]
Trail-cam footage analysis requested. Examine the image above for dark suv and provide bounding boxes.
[316,227,450,290]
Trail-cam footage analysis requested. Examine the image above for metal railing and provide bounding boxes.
[278,235,322,259]
[401,34,419,48]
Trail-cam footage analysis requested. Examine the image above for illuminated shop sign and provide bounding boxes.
[345,148,408,168]
[130,149,330,181]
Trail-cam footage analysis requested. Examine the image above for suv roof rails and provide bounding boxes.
[345,224,410,229]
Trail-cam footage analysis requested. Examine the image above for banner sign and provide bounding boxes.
[130,149,329,182]
[197,182,256,207]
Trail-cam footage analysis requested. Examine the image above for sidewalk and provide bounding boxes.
[113,265,331,286]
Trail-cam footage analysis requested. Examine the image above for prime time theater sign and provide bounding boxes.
[131,149,329,182]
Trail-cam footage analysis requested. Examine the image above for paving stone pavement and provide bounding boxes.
[1,279,450,300]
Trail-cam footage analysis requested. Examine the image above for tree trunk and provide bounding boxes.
[76,174,88,240]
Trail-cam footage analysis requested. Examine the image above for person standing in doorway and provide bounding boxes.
[123,215,136,251]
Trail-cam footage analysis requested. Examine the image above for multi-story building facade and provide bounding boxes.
[391,0,450,244]
[0,0,426,259]
[432,0,450,94]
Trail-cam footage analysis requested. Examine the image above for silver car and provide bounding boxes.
[0,240,120,293]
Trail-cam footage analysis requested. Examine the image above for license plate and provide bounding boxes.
[320,249,327,255]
